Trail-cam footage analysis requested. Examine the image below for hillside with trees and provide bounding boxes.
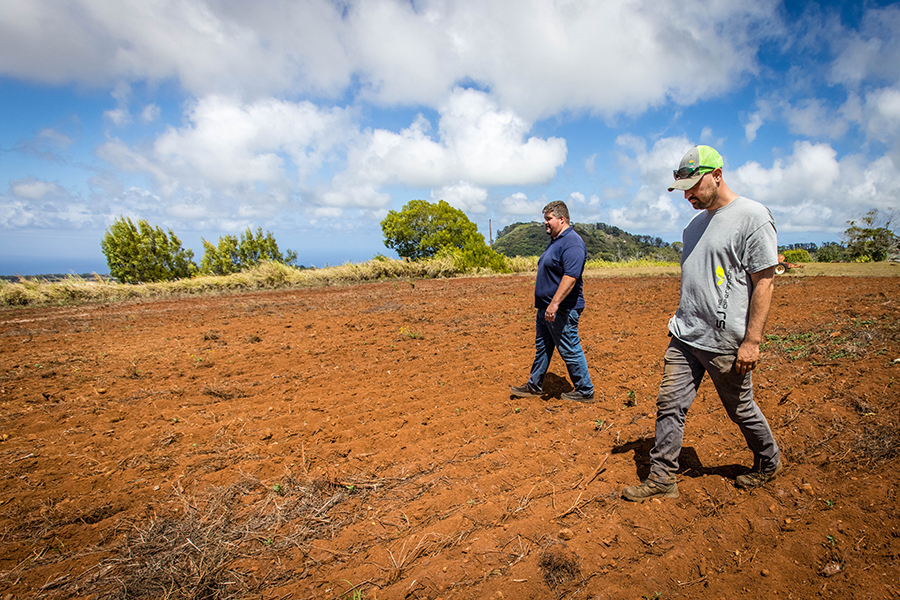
[493,221,681,262]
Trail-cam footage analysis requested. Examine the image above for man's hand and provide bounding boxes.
[544,300,560,322]
[736,265,776,375]
[735,340,760,374]
[545,275,577,323]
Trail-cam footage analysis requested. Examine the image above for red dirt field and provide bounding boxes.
[1,274,898,600]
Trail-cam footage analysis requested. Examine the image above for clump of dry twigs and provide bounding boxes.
[854,423,900,461]
[82,474,371,599]
[538,543,581,588]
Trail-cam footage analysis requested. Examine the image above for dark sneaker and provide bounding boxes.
[622,479,679,502]
[510,383,542,398]
[736,460,783,489]
[561,390,594,403]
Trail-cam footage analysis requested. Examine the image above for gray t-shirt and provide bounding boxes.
[668,196,778,353]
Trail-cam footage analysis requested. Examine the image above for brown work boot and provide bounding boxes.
[622,479,679,502]
[736,460,783,489]
[510,383,542,398]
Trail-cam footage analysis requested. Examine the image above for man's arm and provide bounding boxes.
[544,275,577,323]
[735,265,776,374]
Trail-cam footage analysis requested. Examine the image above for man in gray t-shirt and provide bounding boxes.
[623,145,782,502]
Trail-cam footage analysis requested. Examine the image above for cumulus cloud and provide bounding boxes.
[731,141,900,234]
[499,192,545,220]
[96,89,563,217]
[11,178,65,200]
[98,95,353,203]
[864,88,900,144]
[829,5,900,88]
[431,182,489,213]
[343,88,566,189]
[1,178,97,228]
[609,188,683,235]
[0,0,783,118]
[615,134,696,190]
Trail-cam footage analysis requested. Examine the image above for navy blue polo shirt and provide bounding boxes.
[534,226,587,311]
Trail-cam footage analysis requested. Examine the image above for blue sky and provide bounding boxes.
[2,0,900,275]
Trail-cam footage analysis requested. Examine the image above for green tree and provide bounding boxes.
[381,200,484,260]
[814,243,846,263]
[843,209,899,262]
[436,238,510,273]
[782,249,812,263]
[200,227,297,275]
[101,216,196,283]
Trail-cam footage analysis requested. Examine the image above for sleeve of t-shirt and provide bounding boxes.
[561,243,587,278]
[745,220,778,274]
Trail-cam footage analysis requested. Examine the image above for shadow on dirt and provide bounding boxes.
[613,437,745,482]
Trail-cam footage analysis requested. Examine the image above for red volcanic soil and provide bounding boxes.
[1,274,898,599]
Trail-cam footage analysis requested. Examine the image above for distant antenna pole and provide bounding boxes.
[489,219,493,246]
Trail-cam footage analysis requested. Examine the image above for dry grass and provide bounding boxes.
[855,423,900,461]
[0,258,520,309]
[49,474,373,599]
[779,262,900,277]
[29,470,436,599]
[5,257,897,309]
[538,543,582,588]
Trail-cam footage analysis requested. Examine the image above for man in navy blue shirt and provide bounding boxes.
[511,201,594,402]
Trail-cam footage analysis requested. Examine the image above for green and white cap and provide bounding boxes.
[668,145,724,191]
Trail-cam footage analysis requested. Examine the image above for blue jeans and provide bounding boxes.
[527,308,593,395]
[648,337,780,484]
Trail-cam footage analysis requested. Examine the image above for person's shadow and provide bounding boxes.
[541,372,573,398]
[612,437,745,481]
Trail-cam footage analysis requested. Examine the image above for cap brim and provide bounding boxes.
[667,174,703,192]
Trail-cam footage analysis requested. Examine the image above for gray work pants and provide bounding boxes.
[648,336,780,484]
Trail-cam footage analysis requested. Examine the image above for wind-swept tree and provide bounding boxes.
[101,217,197,283]
[843,209,899,262]
[200,227,297,275]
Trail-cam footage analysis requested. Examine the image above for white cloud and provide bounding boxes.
[744,112,764,142]
[343,88,567,189]
[733,141,841,206]
[609,188,683,235]
[36,128,73,150]
[140,104,161,123]
[2,178,97,228]
[102,87,562,219]
[0,0,783,118]
[499,192,545,220]
[11,178,65,199]
[99,95,353,203]
[785,98,850,139]
[104,108,130,126]
[615,134,695,190]
[730,142,900,235]
[865,87,900,144]
[608,135,900,238]
[431,182,488,213]
[829,5,900,88]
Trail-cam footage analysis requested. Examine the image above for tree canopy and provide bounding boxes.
[843,209,899,262]
[381,200,485,260]
[100,216,196,283]
[200,227,297,275]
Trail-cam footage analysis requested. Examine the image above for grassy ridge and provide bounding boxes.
[2,257,896,309]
